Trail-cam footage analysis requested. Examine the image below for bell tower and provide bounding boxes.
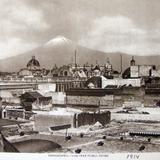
[130,56,135,66]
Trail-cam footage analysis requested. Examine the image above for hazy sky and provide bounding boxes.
[1,0,160,59]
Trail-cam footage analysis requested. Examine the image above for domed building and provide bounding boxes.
[18,56,48,77]
[93,64,101,76]
[103,58,113,78]
[27,56,40,70]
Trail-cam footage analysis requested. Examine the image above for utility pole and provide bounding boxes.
[120,54,123,75]
[75,50,77,68]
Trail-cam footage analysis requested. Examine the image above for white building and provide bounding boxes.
[130,65,153,78]
[102,78,142,88]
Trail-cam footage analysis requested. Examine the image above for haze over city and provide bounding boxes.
[1,0,160,59]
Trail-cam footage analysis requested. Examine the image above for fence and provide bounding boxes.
[73,111,110,128]
[6,109,35,120]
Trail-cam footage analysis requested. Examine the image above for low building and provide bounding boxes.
[0,90,20,104]
[130,65,154,78]
[151,66,160,78]
[86,76,142,88]
[66,88,115,110]
[123,56,156,79]
[18,69,33,77]
[20,91,52,111]
[18,56,50,78]
[102,78,142,88]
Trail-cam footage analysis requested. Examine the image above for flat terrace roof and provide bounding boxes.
[66,88,139,96]
[129,131,160,137]
[66,88,120,96]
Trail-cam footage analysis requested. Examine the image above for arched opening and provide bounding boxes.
[64,71,68,76]
[60,71,63,76]
[2,109,7,119]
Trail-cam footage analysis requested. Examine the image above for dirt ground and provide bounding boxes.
[50,120,160,153]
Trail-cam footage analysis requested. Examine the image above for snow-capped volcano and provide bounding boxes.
[1,35,156,72]
[44,35,74,47]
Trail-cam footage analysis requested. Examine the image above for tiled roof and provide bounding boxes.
[20,91,44,99]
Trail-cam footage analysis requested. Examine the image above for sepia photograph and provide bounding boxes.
[0,0,160,159]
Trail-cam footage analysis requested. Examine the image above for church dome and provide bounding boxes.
[27,56,40,69]
[93,65,100,71]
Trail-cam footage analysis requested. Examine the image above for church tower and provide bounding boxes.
[130,56,135,66]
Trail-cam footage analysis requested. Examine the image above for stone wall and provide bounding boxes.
[6,109,35,120]
[144,95,160,107]
[66,95,113,107]
[73,111,111,128]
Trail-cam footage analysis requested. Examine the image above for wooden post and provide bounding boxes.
[65,128,68,137]
[23,109,25,119]
[98,99,101,113]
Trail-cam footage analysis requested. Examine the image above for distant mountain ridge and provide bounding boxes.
[0,35,160,72]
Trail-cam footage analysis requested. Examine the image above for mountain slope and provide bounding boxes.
[0,35,160,72]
